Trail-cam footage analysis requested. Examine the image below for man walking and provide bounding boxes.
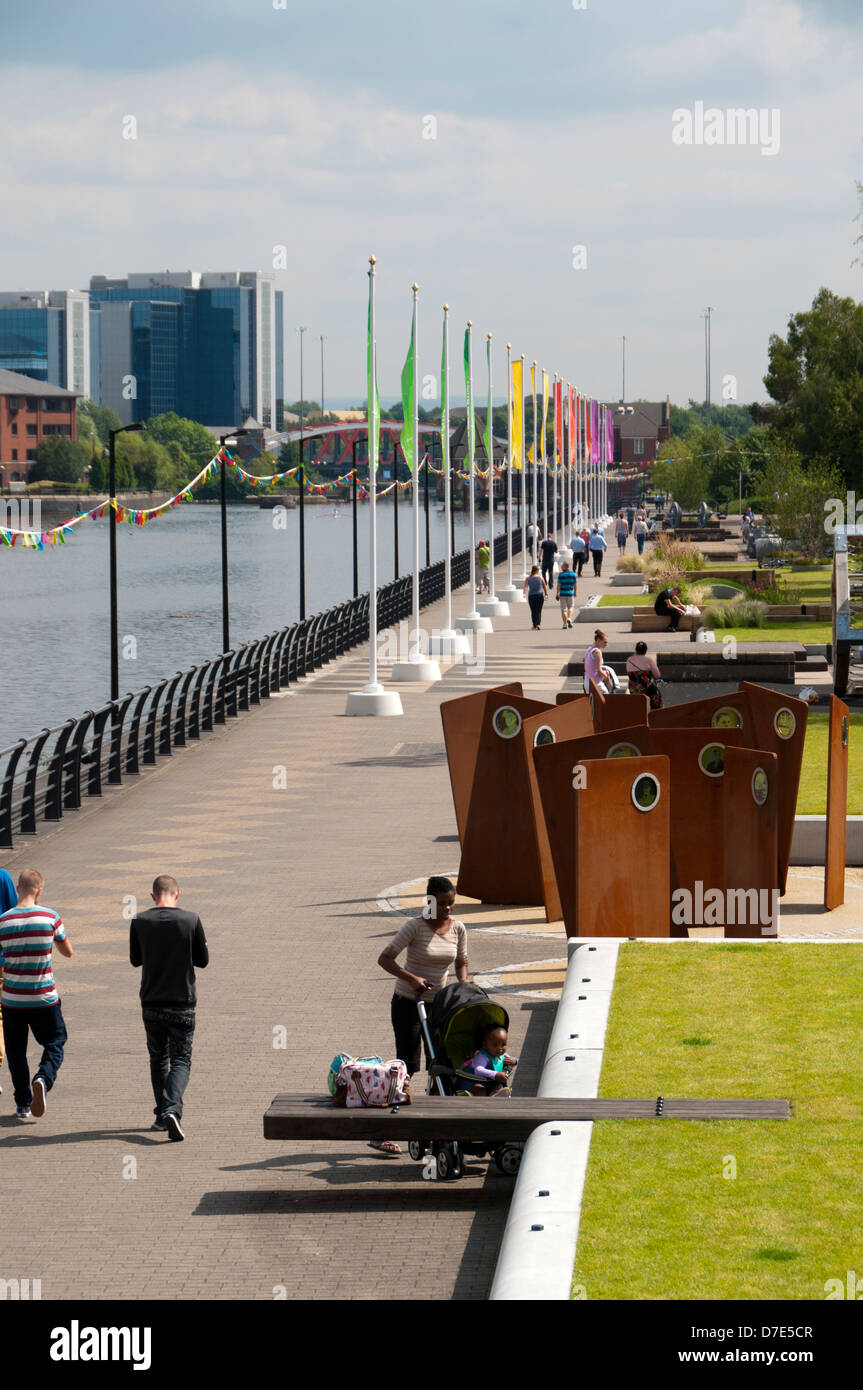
[130,875,208,1142]
[555,560,577,628]
[0,865,17,1094]
[476,539,490,594]
[0,869,72,1120]
[569,529,586,578]
[588,524,608,576]
[539,532,557,590]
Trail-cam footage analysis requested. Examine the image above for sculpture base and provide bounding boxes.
[344,685,404,717]
[477,597,510,617]
[390,657,442,682]
[455,613,494,634]
[428,629,471,657]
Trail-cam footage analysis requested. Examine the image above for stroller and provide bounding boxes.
[407,981,524,1182]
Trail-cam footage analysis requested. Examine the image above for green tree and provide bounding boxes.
[144,413,219,478]
[77,398,122,447]
[30,437,89,485]
[760,446,843,560]
[113,433,175,490]
[759,287,863,489]
[653,436,709,508]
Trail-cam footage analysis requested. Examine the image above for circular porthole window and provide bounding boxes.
[533,725,556,747]
[774,708,796,739]
[752,767,769,806]
[711,707,743,729]
[493,705,522,739]
[631,773,661,812]
[698,743,726,777]
[607,742,641,758]
[842,715,849,749]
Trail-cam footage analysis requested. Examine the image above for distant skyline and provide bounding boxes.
[2,0,861,409]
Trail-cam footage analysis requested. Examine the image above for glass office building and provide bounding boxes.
[0,291,90,397]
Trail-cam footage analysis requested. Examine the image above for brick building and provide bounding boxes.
[0,369,80,485]
[604,398,671,464]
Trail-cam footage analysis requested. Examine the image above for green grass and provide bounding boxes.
[598,593,646,606]
[719,621,832,644]
[572,944,863,1300]
[798,710,863,814]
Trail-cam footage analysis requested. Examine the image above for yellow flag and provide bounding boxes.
[512,359,523,470]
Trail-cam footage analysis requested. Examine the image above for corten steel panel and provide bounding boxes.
[825,694,850,910]
[647,728,747,938]
[739,683,807,894]
[534,749,671,937]
[649,687,752,732]
[440,683,526,844]
[456,690,553,905]
[592,690,649,734]
[556,692,593,716]
[722,747,779,938]
[520,699,598,922]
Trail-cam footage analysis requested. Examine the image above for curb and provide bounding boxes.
[489,938,620,1300]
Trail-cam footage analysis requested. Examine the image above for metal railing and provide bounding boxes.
[0,527,523,849]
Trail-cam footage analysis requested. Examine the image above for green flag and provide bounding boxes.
[464,328,475,468]
[400,311,416,474]
[367,274,380,476]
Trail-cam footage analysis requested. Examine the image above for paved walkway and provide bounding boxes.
[0,530,855,1302]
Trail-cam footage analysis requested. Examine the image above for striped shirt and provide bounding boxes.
[384,915,468,1001]
[0,906,66,1008]
[557,570,576,596]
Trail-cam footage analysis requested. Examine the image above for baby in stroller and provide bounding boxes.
[456,1024,519,1097]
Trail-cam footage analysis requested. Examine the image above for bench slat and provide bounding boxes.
[263,1094,790,1140]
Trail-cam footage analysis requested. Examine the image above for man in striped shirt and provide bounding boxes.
[0,868,73,1120]
[555,560,577,628]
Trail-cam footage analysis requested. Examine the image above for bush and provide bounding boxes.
[617,557,644,573]
[646,535,706,573]
[702,598,768,629]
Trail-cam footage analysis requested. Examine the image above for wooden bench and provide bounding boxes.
[632,607,702,633]
[263,1093,790,1143]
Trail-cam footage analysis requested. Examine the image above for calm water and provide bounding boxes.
[0,500,498,748]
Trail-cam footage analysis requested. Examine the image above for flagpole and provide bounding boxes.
[477,331,509,617]
[430,305,469,658]
[499,342,521,603]
[457,320,492,635]
[393,282,440,681]
[531,362,538,564]
[553,373,559,549]
[346,255,403,716]
[520,355,528,581]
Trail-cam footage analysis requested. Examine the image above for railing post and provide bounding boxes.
[21,730,53,835]
[45,721,75,821]
[126,688,152,775]
[0,740,27,849]
[158,674,183,756]
[86,707,112,797]
[64,712,94,811]
[108,696,134,785]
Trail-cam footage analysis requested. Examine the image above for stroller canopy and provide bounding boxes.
[428,982,509,1071]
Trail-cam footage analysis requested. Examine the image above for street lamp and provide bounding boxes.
[218,428,250,653]
[108,421,144,702]
[320,334,326,420]
[704,307,714,425]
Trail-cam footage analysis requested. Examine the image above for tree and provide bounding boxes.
[30,437,89,485]
[113,433,175,490]
[759,288,863,489]
[77,399,122,447]
[145,413,218,479]
[653,437,709,508]
[760,446,843,560]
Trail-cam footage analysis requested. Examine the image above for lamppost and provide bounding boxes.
[320,334,326,420]
[108,421,144,702]
[703,306,714,426]
[218,427,249,653]
[297,326,308,619]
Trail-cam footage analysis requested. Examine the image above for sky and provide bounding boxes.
[2,0,862,409]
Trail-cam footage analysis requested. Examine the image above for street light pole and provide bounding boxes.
[218,428,249,653]
[704,307,714,426]
[108,421,144,702]
[320,334,326,420]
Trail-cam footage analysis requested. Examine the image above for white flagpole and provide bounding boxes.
[499,342,520,604]
[487,333,495,602]
[346,255,402,715]
[541,367,547,544]
[393,282,440,681]
[520,355,527,579]
[430,305,468,656]
[553,372,559,549]
[459,320,491,633]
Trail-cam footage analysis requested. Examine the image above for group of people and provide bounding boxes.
[615,504,649,557]
[583,628,665,708]
[0,866,208,1142]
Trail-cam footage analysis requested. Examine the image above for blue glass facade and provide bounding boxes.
[0,306,62,381]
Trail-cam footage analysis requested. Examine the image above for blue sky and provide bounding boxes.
[2,0,862,408]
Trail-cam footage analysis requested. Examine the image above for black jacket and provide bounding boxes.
[130,907,209,1008]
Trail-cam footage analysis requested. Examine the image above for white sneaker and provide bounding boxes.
[31,1077,46,1117]
[16,1107,32,1120]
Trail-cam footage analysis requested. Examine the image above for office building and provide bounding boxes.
[0,291,90,398]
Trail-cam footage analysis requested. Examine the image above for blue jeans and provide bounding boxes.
[2,1000,68,1110]
[637,534,645,555]
[142,1006,196,1120]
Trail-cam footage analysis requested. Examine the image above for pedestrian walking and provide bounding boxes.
[626,506,635,533]
[616,513,629,554]
[0,869,73,1121]
[476,539,491,593]
[556,560,577,628]
[539,532,557,589]
[588,525,607,576]
[634,513,648,556]
[0,865,17,1095]
[569,529,586,578]
[523,564,549,629]
[375,875,468,1153]
[130,875,209,1142]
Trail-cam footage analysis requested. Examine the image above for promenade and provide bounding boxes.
[1,538,857,1302]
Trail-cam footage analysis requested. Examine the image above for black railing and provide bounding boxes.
[0,528,524,849]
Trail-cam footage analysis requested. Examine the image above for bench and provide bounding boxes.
[632,607,702,633]
[263,1093,790,1142]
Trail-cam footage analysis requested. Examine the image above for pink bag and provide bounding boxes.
[337,1058,411,1108]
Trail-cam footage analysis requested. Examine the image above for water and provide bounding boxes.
[0,499,508,748]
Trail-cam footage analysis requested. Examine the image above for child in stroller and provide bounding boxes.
[455,1023,519,1096]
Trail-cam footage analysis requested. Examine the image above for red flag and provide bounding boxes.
[568,386,575,466]
[554,381,562,462]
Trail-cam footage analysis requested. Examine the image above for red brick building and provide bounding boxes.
[604,398,671,465]
[0,369,80,485]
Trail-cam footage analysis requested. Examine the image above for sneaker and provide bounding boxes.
[16,1107,32,1120]
[31,1077,46,1117]
[164,1113,185,1142]
[150,1119,166,1131]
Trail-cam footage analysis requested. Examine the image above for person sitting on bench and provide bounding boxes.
[654,585,686,631]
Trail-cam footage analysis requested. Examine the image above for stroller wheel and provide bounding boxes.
[407,1140,426,1162]
[493,1144,523,1177]
[436,1143,461,1182]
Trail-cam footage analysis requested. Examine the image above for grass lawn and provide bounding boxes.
[598,593,646,606]
[798,709,863,814]
[720,621,833,644]
[572,943,863,1300]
